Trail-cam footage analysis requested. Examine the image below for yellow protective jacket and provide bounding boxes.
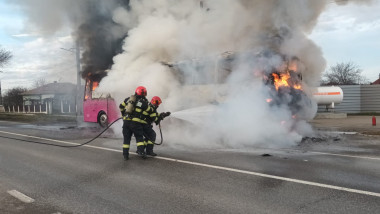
[119,96,151,124]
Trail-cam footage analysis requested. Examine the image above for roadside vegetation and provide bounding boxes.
[0,113,76,124]
[321,61,369,85]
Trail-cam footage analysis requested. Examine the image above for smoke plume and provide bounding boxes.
[99,0,332,148]
[10,0,374,148]
[10,0,130,82]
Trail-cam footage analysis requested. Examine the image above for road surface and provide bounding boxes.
[0,120,380,213]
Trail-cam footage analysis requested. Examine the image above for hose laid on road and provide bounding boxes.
[0,117,164,147]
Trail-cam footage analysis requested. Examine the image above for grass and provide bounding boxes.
[0,113,77,123]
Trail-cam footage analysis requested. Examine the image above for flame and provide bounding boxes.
[293,84,302,90]
[266,98,273,103]
[288,59,298,72]
[92,81,99,91]
[272,71,302,91]
[272,73,290,90]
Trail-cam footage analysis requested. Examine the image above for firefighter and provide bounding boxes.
[143,96,171,156]
[119,86,151,160]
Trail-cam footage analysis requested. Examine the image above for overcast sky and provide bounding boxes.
[0,0,379,92]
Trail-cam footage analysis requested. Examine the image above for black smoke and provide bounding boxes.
[77,0,130,82]
[9,0,131,83]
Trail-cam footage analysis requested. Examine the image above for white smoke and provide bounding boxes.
[97,0,334,148]
[9,0,374,148]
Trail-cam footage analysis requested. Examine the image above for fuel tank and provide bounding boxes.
[312,86,343,105]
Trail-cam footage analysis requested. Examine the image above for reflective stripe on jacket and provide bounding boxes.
[146,103,160,124]
[120,96,150,124]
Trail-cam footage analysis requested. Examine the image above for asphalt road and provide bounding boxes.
[1,120,380,213]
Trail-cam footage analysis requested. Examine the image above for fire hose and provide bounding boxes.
[0,117,164,147]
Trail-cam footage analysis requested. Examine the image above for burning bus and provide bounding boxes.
[165,51,314,118]
[83,78,120,127]
[165,50,342,120]
[82,50,342,127]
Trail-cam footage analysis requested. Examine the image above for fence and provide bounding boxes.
[5,104,48,114]
[4,102,76,114]
[333,85,380,113]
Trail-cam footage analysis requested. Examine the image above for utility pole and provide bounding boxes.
[0,71,4,112]
[60,43,83,126]
[0,71,3,106]
[0,79,2,106]
[75,40,83,125]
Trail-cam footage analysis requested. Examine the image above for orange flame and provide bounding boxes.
[288,59,298,72]
[293,84,302,90]
[272,71,302,91]
[92,82,99,91]
[272,73,290,90]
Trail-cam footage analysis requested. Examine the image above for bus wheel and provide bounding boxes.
[98,112,108,127]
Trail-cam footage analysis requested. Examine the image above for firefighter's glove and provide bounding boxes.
[161,112,171,118]
[156,112,170,125]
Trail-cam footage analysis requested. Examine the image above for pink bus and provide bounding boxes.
[83,79,120,127]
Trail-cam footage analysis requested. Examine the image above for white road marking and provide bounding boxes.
[155,156,380,198]
[0,130,125,152]
[7,190,35,203]
[1,130,380,198]
[0,130,79,145]
[2,130,379,161]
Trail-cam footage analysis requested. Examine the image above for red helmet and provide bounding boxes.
[151,96,162,107]
[135,86,147,96]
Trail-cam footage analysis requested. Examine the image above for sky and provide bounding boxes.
[0,0,379,93]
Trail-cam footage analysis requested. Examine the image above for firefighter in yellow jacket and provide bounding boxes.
[143,96,170,156]
[119,86,151,160]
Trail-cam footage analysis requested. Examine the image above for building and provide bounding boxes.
[371,73,380,85]
[22,82,76,114]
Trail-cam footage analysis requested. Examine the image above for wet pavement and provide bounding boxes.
[1,116,380,213]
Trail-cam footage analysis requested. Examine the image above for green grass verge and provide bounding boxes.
[0,113,76,123]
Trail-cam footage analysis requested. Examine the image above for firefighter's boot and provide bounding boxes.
[136,145,147,159]
[123,148,129,161]
[146,144,157,156]
[137,141,147,154]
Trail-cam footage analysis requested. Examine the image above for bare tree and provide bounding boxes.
[33,78,47,88]
[0,46,12,67]
[322,62,368,85]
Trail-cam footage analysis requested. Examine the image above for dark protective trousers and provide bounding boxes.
[122,120,145,155]
[142,124,156,152]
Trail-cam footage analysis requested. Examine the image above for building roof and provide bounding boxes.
[371,79,380,85]
[22,82,76,95]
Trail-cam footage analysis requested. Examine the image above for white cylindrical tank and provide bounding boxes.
[312,86,344,105]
